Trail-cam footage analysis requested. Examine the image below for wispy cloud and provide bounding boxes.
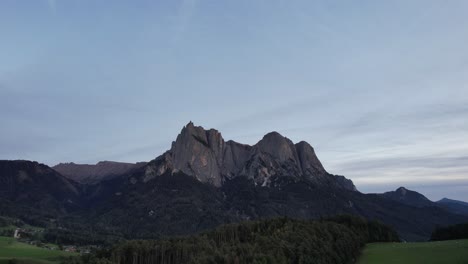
[47,0,57,14]
[172,0,197,43]
[314,100,468,201]
[339,155,468,172]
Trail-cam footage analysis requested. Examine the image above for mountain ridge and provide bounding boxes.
[142,122,356,191]
[53,161,147,184]
[437,197,468,216]
[1,123,467,242]
[379,186,434,208]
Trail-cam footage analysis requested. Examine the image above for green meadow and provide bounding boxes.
[358,239,468,264]
[0,236,75,264]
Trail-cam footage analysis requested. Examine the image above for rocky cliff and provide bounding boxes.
[143,122,356,190]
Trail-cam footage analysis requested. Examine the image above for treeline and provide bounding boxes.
[431,222,468,241]
[44,228,122,246]
[63,215,399,264]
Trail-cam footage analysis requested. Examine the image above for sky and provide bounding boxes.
[1,0,468,201]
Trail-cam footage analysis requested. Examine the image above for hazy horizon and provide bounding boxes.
[1,1,468,201]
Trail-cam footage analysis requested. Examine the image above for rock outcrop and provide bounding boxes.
[143,122,356,190]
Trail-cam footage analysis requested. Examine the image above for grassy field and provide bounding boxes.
[0,236,75,264]
[358,239,468,264]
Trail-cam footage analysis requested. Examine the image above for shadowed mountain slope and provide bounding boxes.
[379,187,435,208]
[53,161,147,184]
[1,123,466,242]
[437,198,468,216]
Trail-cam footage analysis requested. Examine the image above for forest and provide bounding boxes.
[61,215,399,264]
[431,222,468,241]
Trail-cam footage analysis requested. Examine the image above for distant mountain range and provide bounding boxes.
[1,122,467,242]
[378,186,468,216]
[437,198,468,216]
[379,187,434,208]
[53,161,147,184]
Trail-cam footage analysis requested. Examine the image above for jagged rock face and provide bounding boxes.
[255,132,300,163]
[143,152,174,183]
[296,141,326,177]
[222,141,252,179]
[143,123,226,186]
[333,175,357,191]
[240,132,302,186]
[170,123,224,186]
[145,122,355,190]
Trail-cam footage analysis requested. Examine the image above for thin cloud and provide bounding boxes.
[339,155,468,171]
[47,0,57,14]
[172,0,197,43]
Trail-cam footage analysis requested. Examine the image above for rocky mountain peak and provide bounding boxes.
[295,141,326,176]
[143,122,355,190]
[255,132,299,163]
[396,187,408,195]
[168,122,225,186]
[381,187,433,208]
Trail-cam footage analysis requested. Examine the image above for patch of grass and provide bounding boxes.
[0,226,16,231]
[358,239,468,264]
[0,237,75,264]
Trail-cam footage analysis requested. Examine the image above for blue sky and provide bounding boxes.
[1,0,468,201]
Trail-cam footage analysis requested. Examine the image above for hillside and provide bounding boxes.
[1,123,467,244]
[64,216,399,264]
[0,160,81,225]
[53,161,147,184]
[437,198,468,216]
[379,187,434,208]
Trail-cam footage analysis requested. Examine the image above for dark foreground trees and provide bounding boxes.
[63,215,399,264]
[431,222,468,241]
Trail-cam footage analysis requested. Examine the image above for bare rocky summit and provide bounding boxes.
[143,122,356,190]
[2,124,467,242]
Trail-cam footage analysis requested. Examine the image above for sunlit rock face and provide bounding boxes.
[144,122,356,190]
[170,122,224,186]
[240,132,303,186]
[143,122,223,186]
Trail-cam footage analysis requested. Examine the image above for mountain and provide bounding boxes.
[1,123,467,243]
[78,123,465,241]
[142,122,356,190]
[379,187,435,208]
[53,161,147,184]
[0,160,81,225]
[437,198,468,216]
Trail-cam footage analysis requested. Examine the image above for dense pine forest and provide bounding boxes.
[431,222,468,241]
[61,216,399,264]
